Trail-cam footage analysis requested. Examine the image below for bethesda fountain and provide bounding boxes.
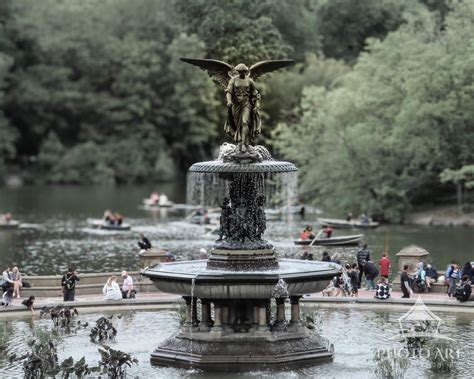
[142,57,342,370]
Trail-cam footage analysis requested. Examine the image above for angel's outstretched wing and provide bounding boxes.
[180,58,233,88]
[249,59,295,81]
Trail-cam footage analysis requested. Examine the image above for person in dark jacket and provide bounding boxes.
[425,263,438,288]
[462,262,474,281]
[137,233,152,250]
[454,275,472,302]
[321,251,331,262]
[356,244,371,288]
[400,265,412,298]
[61,267,79,301]
[363,260,379,290]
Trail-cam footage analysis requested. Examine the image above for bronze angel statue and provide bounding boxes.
[181,58,294,156]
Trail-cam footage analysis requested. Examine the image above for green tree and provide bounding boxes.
[274,1,474,221]
[440,165,474,212]
[314,0,427,62]
[174,0,291,64]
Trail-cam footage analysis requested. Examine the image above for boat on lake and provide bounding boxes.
[0,220,20,230]
[294,234,363,246]
[142,198,174,209]
[86,218,131,231]
[318,217,379,229]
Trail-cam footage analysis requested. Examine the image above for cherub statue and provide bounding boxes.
[181,58,294,157]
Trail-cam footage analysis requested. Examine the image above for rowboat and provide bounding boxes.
[294,234,363,246]
[318,217,379,229]
[86,218,131,231]
[0,220,20,230]
[142,199,174,208]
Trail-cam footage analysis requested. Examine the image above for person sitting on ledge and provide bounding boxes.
[103,276,122,300]
[121,271,135,299]
[454,275,472,303]
[374,277,390,300]
[138,233,152,250]
[425,263,438,287]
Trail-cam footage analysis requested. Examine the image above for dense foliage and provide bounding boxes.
[0,0,471,219]
[274,0,474,221]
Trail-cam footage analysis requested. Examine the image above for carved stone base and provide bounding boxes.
[207,248,278,270]
[151,332,334,370]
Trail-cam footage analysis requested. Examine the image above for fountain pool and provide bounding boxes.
[0,307,473,377]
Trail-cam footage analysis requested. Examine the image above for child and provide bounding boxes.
[22,295,35,314]
[2,287,14,306]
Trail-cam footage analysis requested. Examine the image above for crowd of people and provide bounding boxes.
[319,243,473,303]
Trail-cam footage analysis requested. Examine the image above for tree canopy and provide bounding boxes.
[0,0,472,219]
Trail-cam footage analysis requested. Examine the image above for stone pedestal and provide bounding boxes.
[138,248,169,269]
[396,245,430,273]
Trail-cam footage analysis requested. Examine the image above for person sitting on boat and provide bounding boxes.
[301,251,309,260]
[323,226,333,238]
[150,192,160,205]
[138,233,152,251]
[345,212,353,222]
[300,225,315,241]
[1,212,12,223]
[321,251,331,262]
[103,209,112,221]
[359,213,370,224]
[158,193,169,206]
[114,212,123,226]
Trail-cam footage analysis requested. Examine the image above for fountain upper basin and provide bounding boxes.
[141,259,341,299]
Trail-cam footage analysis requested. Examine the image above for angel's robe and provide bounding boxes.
[224,76,261,145]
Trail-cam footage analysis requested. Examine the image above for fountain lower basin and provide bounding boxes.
[142,259,340,299]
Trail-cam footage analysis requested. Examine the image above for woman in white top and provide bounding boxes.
[102,276,122,300]
[11,267,23,298]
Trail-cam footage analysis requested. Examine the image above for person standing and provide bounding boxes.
[379,253,391,279]
[61,267,79,301]
[446,262,460,298]
[363,260,379,290]
[121,271,134,299]
[400,265,412,298]
[357,244,371,288]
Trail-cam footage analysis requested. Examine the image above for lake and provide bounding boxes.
[0,185,472,276]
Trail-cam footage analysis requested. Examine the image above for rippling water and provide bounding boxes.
[0,185,473,275]
[0,307,472,378]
